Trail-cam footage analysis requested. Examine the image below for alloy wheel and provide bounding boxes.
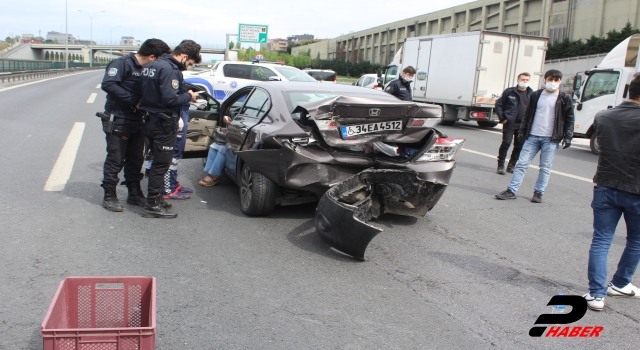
[240,166,253,209]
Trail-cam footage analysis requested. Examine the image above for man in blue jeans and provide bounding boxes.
[583,73,640,311]
[495,70,574,203]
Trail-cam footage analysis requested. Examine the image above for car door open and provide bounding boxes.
[183,88,221,159]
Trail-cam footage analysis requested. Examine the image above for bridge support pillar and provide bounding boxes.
[81,47,92,64]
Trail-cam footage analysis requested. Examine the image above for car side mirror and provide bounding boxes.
[268,77,281,81]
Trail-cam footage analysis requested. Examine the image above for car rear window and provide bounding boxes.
[306,71,336,82]
[364,77,375,86]
[281,90,398,112]
[223,64,251,79]
[274,67,317,82]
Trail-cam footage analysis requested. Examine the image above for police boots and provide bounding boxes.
[102,185,124,212]
[126,182,146,207]
[142,195,178,219]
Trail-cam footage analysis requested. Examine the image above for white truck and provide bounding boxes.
[571,34,640,154]
[377,31,547,127]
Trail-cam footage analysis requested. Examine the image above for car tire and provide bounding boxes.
[477,121,498,128]
[440,120,456,126]
[590,133,600,155]
[240,164,277,216]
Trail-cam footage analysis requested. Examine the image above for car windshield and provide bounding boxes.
[274,67,318,82]
[281,90,398,112]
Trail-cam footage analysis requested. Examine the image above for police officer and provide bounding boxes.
[139,40,202,218]
[100,38,171,212]
[385,66,416,101]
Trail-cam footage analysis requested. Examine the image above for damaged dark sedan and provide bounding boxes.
[183,82,465,260]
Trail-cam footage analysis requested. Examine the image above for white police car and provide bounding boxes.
[184,60,317,101]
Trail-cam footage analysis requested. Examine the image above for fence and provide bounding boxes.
[0,58,108,72]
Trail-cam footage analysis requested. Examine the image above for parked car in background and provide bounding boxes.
[184,61,317,101]
[354,74,378,89]
[303,69,337,83]
[182,81,465,260]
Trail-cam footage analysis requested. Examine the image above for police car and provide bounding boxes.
[184,60,317,101]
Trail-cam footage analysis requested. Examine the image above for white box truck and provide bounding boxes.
[571,34,640,154]
[377,31,548,127]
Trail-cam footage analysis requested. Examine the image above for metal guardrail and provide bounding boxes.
[0,58,108,72]
[0,67,103,83]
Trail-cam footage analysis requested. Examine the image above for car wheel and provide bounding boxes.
[240,164,277,216]
[590,133,600,155]
[477,121,498,128]
[440,120,456,126]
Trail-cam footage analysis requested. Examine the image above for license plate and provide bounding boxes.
[340,121,402,138]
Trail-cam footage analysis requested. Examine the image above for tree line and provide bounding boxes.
[547,22,639,60]
[236,47,378,77]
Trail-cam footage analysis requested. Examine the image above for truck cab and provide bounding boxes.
[572,34,640,154]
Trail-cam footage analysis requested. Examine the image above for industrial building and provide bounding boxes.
[293,0,640,65]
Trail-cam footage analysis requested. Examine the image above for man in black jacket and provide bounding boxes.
[495,69,574,203]
[385,66,416,101]
[583,73,640,311]
[139,41,201,218]
[495,72,534,174]
[100,38,171,212]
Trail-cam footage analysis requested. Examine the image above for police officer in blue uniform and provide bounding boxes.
[139,40,202,218]
[385,66,416,101]
[100,38,171,212]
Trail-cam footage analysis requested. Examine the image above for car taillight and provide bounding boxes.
[418,138,465,162]
[334,75,337,82]
[471,112,486,118]
[316,120,337,130]
[373,84,378,89]
[407,118,440,128]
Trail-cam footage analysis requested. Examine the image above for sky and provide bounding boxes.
[1,0,475,47]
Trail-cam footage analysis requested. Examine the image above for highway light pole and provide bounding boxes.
[65,0,68,69]
[104,25,121,59]
[78,9,104,67]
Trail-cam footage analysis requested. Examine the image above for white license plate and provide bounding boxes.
[340,121,402,138]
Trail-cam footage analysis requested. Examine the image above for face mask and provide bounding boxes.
[402,77,413,84]
[517,82,529,89]
[545,82,560,91]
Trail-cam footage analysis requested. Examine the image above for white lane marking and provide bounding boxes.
[461,148,593,183]
[457,125,502,135]
[44,122,85,191]
[86,93,97,103]
[96,84,101,88]
[0,70,100,92]
[455,124,591,146]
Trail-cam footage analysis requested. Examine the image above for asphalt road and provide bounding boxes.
[1,71,638,349]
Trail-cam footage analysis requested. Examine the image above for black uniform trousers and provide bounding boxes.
[498,125,524,165]
[144,118,177,197]
[102,118,145,187]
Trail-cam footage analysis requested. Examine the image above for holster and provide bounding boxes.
[157,113,177,134]
[96,112,115,134]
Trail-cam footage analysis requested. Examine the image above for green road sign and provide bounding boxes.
[238,24,269,44]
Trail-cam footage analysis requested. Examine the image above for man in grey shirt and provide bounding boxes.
[495,70,574,203]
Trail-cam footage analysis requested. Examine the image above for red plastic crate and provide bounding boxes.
[41,276,156,350]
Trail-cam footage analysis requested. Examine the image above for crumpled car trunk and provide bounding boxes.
[315,168,448,261]
[292,96,442,150]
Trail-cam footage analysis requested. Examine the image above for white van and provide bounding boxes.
[184,61,317,101]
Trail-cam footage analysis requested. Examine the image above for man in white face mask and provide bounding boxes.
[495,69,574,203]
[495,72,534,174]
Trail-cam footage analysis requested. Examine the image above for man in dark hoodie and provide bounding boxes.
[139,40,201,218]
[583,72,640,311]
[100,38,171,212]
[494,72,534,174]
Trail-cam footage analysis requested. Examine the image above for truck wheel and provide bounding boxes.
[590,133,600,155]
[439,120,456,126]
[477,121,498,128]
[240,164,278,216]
